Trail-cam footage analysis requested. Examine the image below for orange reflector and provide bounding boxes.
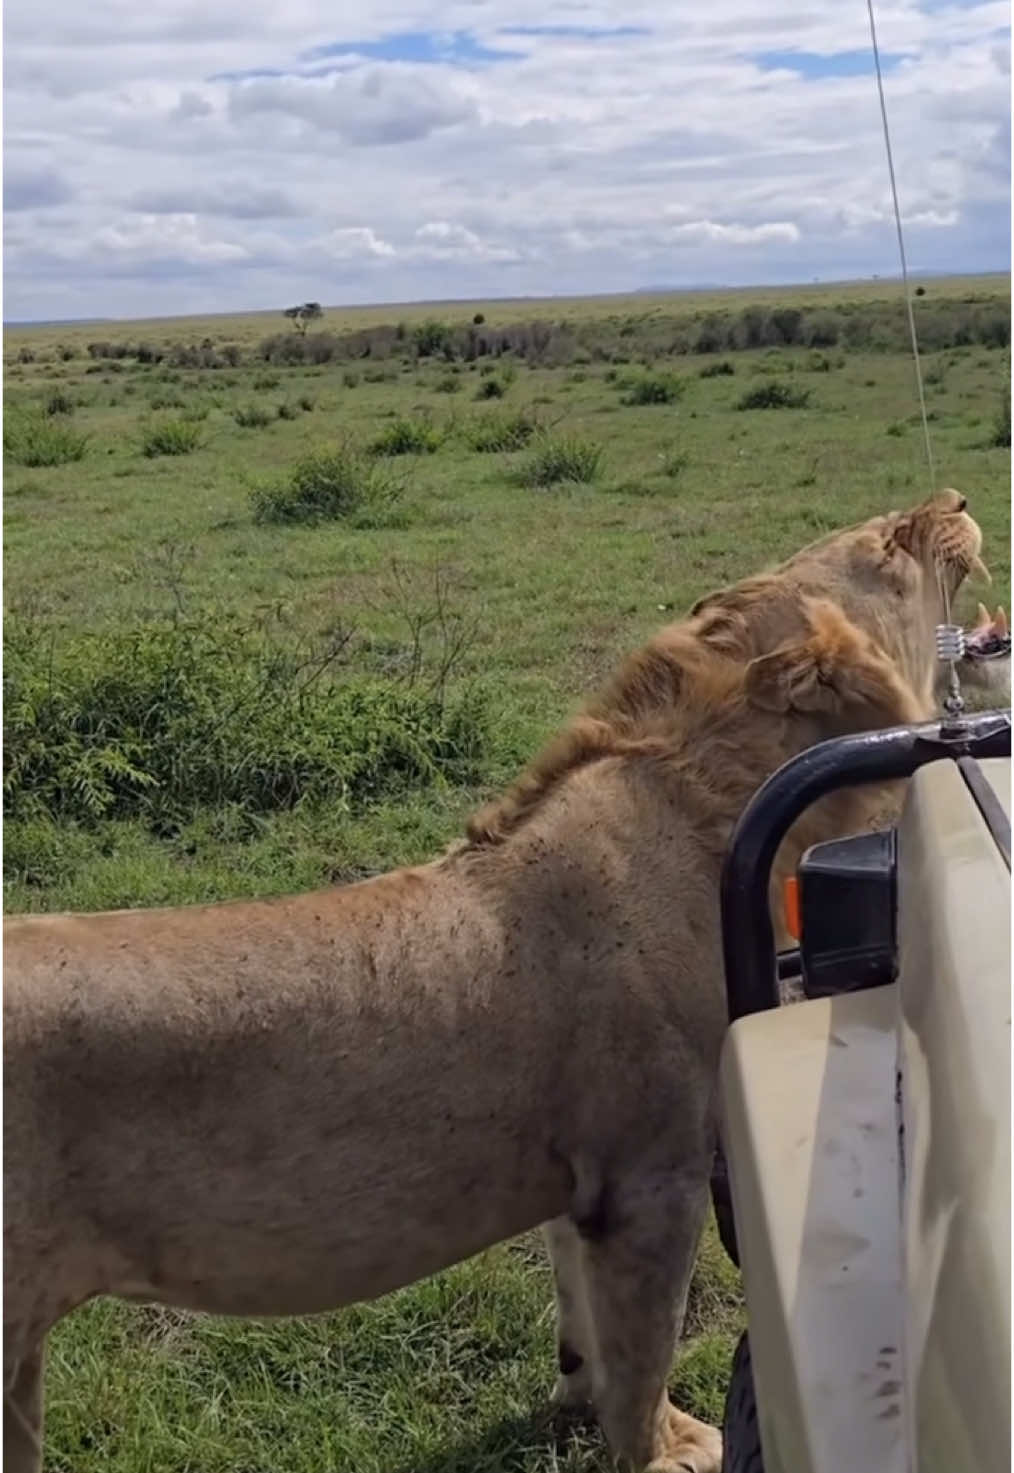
[784,876,801,941]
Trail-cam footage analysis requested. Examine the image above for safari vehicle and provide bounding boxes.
[711,704,1012,1473]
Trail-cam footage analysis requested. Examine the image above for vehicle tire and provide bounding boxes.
[722,1331,765,1473]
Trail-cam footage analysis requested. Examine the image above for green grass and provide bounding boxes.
[140,417,203,457]
[3,277,1010,1473]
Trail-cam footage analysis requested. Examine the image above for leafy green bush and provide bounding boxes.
[698,360,735,379]
[369,417,441,455]
[4,616,494,840]
[251,444,405,526]
[234,404,273,428]
[141,418,203,457]
[298,395,315,412]
[735,382,811,411]
[992,385,1011,448]
[277,401,299,420]
[519,432,603,486]
[3,411,89,467]
[621,373,685,405]
[464,409,538,452]
[475,377,505,400]
[414,320,453,358]
[45,391,75,416]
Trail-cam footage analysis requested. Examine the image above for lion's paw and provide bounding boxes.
[645,1403,722,1473]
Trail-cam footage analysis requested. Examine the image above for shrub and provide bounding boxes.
[3,411,89,467]
[802,312,840,348]
[369,417,441,455]
[45,391,75,416]
[519,432,603,486]
[253,373,281,390]
[251,444,405,526]
[141,418,203,457]
[434,374,461,393]
[991,386,1011,448]
[473,312,485,325]
[234,404,273,428]
[699,360,735,379]
[464,409,538,452]
[3,616,494,838]
[298,395,315,412]
[735,382,811,411]
[277,401,299,420]
[342,371,360,388]
[621,373,685,405]
[414,320,453,358]
[475,377,505,400]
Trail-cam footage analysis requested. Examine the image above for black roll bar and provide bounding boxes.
[720,709,1012,1024]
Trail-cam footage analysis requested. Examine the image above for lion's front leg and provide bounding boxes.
[543,1215,597,1411]
[3,1341,44,1473]
[579,1168,721,1473]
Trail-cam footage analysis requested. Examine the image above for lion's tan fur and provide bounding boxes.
[3,491,989,1473]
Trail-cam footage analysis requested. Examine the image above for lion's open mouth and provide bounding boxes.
[964,604,1010,663]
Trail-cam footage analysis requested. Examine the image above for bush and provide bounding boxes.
[991,386,1011,448]
[3,616,494,839]
[802,312,840,348]
[251,444,405,526]
[234,404,273,428]
[298,395,315,412]
[621,372,685,405]
[253,374,281,390]
[277,401,299,420]
[45,391,75,416]
[475,377,505,400]
[735,382,811,411]
[3,411,89,467]
[342,371,360,388]
[473,312,485,325]
[699,360,735,379]
[369,417,441,455]
[464,409,538,452]
[414,320,453,358]
[141,419,203,457]
[434,374,461,393]
[519,432,603,486]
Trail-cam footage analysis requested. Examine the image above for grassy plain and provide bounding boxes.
[4,275,1010,1472]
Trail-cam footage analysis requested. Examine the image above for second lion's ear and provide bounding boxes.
[744,600,923,725]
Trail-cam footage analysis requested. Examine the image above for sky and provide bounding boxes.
[3,0,1011,322]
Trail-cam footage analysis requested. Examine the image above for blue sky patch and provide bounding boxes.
[303,31,527,67]
[753,48,909,79]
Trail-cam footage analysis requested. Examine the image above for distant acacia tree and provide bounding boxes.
[283,302,324,336]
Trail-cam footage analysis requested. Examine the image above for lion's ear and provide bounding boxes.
[745,600,922,722]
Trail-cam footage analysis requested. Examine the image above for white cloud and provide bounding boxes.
[2,1,1009,319]
[668,220,801,247]
[326,226,397,258]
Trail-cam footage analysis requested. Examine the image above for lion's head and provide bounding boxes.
[466,492,990,848]
[690,488,988,708]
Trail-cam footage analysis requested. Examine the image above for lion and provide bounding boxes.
[3,490,991,1473]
